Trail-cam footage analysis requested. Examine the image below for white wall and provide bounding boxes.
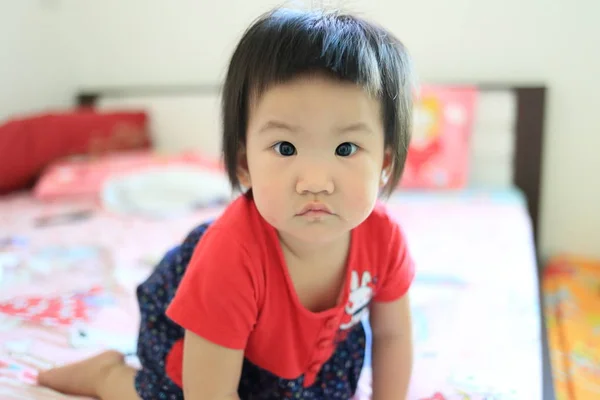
[363,0,600,261]
[59,0,288,87]
[2,0,599,260]
[0,0,73,121]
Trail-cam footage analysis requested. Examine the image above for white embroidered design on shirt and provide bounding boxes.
[340,271,373,330]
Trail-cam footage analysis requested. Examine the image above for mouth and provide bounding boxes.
[297,203,333,216]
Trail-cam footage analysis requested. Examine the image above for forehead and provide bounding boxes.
[248,75,383,128]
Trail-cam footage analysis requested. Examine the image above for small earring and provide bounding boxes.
[381,171,389,185]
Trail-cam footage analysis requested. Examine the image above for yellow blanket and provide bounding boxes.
[544,255,600,400]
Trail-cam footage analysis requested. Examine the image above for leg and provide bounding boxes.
[40,224,208,399]
[37,350,140,400]
[98,358,140,400]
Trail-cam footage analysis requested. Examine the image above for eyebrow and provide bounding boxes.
[257,120,373,135]
[258,120,301,134]
[336,122,373,135]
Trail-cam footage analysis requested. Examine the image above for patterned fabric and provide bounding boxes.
[0,189,544,399]
[134,222,366,399]
[543,255,600,400]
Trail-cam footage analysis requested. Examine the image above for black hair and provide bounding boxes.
[221,7,414,197]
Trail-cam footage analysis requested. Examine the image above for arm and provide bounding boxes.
[166,230,261,400]
[182,330,242,400]
[369,294,413,400]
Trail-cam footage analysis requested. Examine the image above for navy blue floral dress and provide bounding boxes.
[133,222,370,399]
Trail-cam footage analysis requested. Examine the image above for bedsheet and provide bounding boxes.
[543,255,600,400]
[0,189,543,399]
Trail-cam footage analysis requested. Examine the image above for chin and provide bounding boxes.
[290,224,350,245]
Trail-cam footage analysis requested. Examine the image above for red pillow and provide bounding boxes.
[400,86,478,189]
[0,109,150,194]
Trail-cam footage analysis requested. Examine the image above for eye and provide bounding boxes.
[273,141,296,156]
[335,142,358,157]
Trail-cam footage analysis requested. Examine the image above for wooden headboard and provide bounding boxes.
[76,84,546,246]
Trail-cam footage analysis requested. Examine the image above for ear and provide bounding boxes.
[236,149,252,188]
[380,147,393,187]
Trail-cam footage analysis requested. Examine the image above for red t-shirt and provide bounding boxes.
[166,194,414,387]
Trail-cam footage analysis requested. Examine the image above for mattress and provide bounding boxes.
[543,255,600,400]
[0,189,543,399]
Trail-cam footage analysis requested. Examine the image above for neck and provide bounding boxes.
[278,231,350,265]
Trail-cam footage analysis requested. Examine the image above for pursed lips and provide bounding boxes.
[297,203,333,216]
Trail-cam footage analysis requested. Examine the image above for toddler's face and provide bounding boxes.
[241,75,390,245]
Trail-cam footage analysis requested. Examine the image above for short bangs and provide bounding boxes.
[222,7,414,196]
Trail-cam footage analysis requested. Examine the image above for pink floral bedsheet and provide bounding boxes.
[0,190,542,399]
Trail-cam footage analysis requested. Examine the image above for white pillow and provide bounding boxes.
[101,165,232,218]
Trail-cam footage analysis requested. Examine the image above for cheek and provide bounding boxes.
[348,186,378,215]
[343,173,378,212]
[340,160,381,212]
[349,155,381,185]
[250,172,289,224]
[249,156,286,192]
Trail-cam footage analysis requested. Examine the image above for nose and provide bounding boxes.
[295,159,335,195]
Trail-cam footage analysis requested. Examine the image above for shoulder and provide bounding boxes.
[356,201,411,267]
[188,194,257,254]
[204,193,261,246]
[166,195,265,349]
[363,202,415,302]
[185,193,266,287]
[359,201,403,243]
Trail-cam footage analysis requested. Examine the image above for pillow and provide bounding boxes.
[33,150,223,200]
[0,109,150,195]
[101,165,232,217]
[400,86,478,189]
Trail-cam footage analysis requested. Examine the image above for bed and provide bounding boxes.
[0,84,553,399]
